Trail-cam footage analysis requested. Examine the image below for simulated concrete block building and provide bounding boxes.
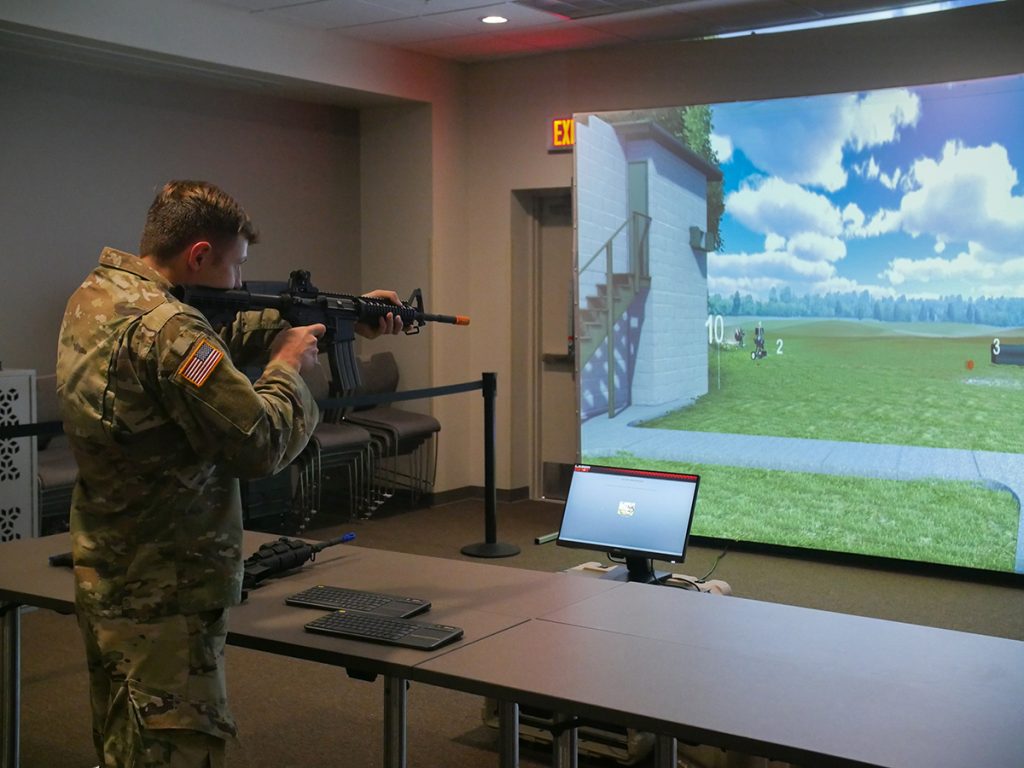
[576,116,721,421]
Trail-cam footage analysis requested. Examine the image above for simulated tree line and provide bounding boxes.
[709,288,1024,327]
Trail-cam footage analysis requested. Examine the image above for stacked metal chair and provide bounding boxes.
[345,352,440,507]
[292,361,375,530]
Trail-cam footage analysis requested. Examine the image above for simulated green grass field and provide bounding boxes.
[651,318,1024,453]
[597,318,1024,572]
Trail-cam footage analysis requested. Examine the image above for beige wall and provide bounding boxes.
[0,47,362,375]
[357,105,433,409]
[1,1,1022,496]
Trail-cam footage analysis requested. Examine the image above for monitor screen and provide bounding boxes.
[556,464,700,581]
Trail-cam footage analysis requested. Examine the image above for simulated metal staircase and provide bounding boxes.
[578,212,651,419]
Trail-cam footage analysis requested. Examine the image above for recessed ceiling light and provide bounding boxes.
[481,15,508,24]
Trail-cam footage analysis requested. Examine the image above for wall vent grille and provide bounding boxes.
[0,371,37,541]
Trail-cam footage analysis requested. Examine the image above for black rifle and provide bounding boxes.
[242,532,355,590]
[175,270,469,393]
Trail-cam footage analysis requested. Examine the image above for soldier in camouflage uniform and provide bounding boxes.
[56,180,404,767]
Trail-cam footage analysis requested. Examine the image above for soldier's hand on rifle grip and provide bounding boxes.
[270,323,326,373]
[356,289,405,338]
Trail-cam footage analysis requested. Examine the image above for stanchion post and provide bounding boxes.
[461,373,519,558]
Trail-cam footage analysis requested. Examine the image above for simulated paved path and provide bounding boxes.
[583,399,1024,573]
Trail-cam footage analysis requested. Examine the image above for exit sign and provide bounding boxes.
[549,117,575,152]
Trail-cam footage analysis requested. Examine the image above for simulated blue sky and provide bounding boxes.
[708,73,1024,302]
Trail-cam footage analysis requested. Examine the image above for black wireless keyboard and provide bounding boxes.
[285,585,430,618]
[304,610,464,650]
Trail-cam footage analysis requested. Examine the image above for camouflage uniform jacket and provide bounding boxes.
[57,247,319,620]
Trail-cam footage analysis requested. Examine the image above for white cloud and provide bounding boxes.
[855,156,880,180]
[898,140,1024,253]
[847,207,902,238]
[709,249,895,300]
[726,177,844,239]
[878,167,903,190]
[881,247,982,287]
[788,232,847,262]
[710,133,733,163]
[847,89,921,151]
[714,250,836,282]
[853,154,906,190]
[842,202,865,230]
[879,241,1024,298]
[716,177,853,298]
[714,88,919,191]
[857,140,1024,296]
[709,244,857,300]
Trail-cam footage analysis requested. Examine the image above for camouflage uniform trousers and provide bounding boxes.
[77,607,237,768]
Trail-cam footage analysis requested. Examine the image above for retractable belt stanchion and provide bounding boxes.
[316,374,519,559]
[461,373,520,558]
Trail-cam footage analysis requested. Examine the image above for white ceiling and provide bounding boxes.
[197,0,963,62]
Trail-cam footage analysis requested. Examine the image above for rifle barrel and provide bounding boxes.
[312,531,357,552]
[422,312,470,325]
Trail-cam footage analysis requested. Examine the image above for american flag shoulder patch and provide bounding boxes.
[177,338,224,388]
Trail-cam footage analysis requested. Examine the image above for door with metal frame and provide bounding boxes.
[535,191,577,500]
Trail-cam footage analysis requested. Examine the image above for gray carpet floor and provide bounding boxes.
[14,496,1024,767]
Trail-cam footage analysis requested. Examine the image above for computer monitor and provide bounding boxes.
[556,464,700,583]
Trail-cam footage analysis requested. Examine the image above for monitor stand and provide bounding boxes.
[569,561,671,583]
[625,556,668,584]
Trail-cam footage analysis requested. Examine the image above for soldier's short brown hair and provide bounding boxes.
[140,180,259,262]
